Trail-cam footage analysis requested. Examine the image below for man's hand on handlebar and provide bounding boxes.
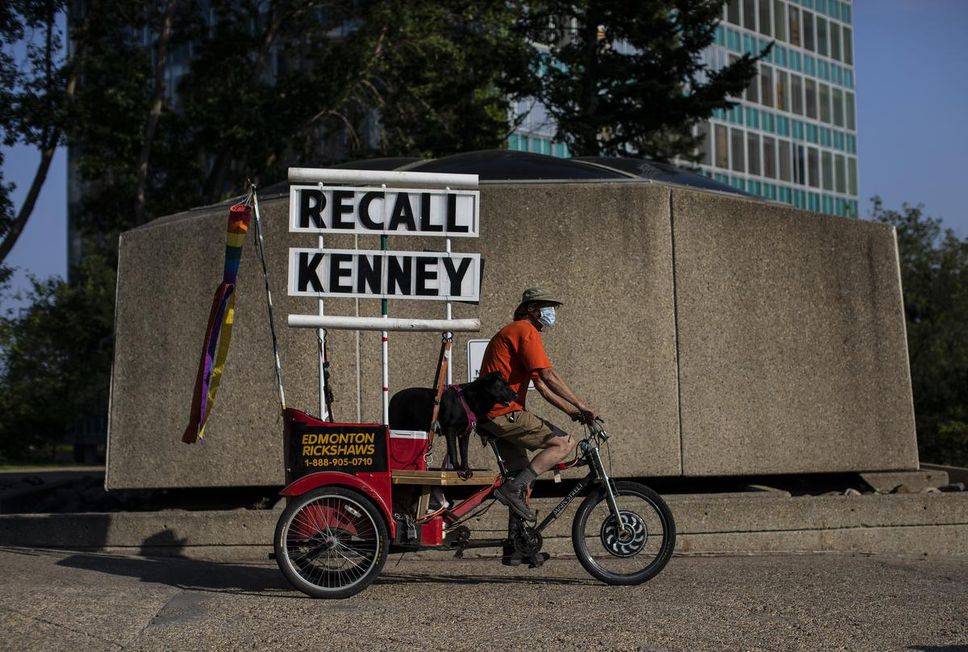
[570,403,598,425]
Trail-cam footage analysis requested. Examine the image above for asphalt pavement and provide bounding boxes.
[0,547,965,651]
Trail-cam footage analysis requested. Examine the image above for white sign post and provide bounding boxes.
[285,169,482,424]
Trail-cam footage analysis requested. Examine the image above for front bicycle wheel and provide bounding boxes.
[274,486,388,599]
[571,481,675,585]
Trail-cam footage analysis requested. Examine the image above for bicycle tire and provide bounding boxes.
[571,480,676,585]
[274,486,388,599]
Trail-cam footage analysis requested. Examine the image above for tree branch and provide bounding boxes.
[134,0,181,225]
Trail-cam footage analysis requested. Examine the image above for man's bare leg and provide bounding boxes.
[528,434,577,475]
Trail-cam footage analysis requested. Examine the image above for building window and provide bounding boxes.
[807,147,820,188]
[788,6,801,47]
[848,157,858,195]
[746,65,760,103]
[773,0,786,41]
[832,87,844,127]
[748,132,762,176]
[803,11,815,51]
[795,144,806,185]
[776,69,789,112]
[804,78,818,119]
[835,154,847,193]
[819,83,831,123]
[821,151,833,190]
[778,139,792,181]
[759,0,772,36]
[816,17,829,57]
[843,27,853,65]
[743,0,756,30]
[698,123,712,166]
[727,0,741,25]
[760,64,774,107]
[731,127,746,172]
[845,91,855,131]
[763,135,777,178]
[715,124,729,168]
[791,74,804,115]
[830,22,842,61]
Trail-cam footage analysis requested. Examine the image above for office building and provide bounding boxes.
[509,0,859,218]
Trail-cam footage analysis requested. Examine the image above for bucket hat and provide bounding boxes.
[516,287,563,314]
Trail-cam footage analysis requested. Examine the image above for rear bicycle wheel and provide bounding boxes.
[571,481,675,585]
[274,486,388,599]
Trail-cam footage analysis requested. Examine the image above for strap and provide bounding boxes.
[428,334,453,444]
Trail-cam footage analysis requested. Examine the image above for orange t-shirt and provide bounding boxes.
[480,318,552,418]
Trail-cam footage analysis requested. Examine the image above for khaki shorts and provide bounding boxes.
[479,410,568,471]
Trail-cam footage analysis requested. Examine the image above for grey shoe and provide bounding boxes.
[495,483,536,521]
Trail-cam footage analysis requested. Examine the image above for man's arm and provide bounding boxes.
[535,367,596,421]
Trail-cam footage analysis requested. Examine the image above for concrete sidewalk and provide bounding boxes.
[0,547,965,651]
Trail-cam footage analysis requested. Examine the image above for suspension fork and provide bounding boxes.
[589,446,628,534]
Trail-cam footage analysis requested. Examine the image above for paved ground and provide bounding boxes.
[0,547,965,651]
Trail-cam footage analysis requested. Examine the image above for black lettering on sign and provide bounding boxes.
[414,256,437,296]
[299,189,326,229]
[357,255,382,294]
[297,252,324,292]
[332,190,355,229]
[446,194,468,233]
[329,252,353,293]
[442,256,472,295]
[387,256,412,295]
[359,191,384,230]
[389,193,417,231]
[420,193,443,232]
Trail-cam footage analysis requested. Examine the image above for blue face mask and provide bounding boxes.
[538,306,557,328]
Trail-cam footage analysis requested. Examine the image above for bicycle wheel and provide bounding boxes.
[274,486,388,599]
[571,481,675,585]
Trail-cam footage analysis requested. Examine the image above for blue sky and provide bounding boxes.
[2,0,967,312]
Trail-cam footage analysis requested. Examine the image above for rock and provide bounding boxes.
[844,488,862,496]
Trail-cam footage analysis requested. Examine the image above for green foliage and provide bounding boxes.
[524,0,765,159]
[357,0,539,158]
[0,251,115,462]
[870,197,968,467]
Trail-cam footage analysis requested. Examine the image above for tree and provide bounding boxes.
[356,0,539,158]
[870,197,968,467]
[0,0,75,274]
[0,252,115,463]
[523,0,765,160]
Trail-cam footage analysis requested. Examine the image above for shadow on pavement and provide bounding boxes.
[376,568,592,587]
[55,552,295,597]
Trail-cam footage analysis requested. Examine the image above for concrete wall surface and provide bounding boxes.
[671,190,918,475]
[107,181,917,489]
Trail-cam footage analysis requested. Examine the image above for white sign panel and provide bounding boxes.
[289,248,481,302]
[466,339,534,389]
[289,184,479,237]
[466,339,489,382]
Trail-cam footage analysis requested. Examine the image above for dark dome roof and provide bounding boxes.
[400,150,631,181]
[574,156,748,196]
[265,149,749,197]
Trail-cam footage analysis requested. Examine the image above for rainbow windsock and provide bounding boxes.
[183,203,251,444]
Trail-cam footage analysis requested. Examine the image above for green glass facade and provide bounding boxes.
[509,0,859,218]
